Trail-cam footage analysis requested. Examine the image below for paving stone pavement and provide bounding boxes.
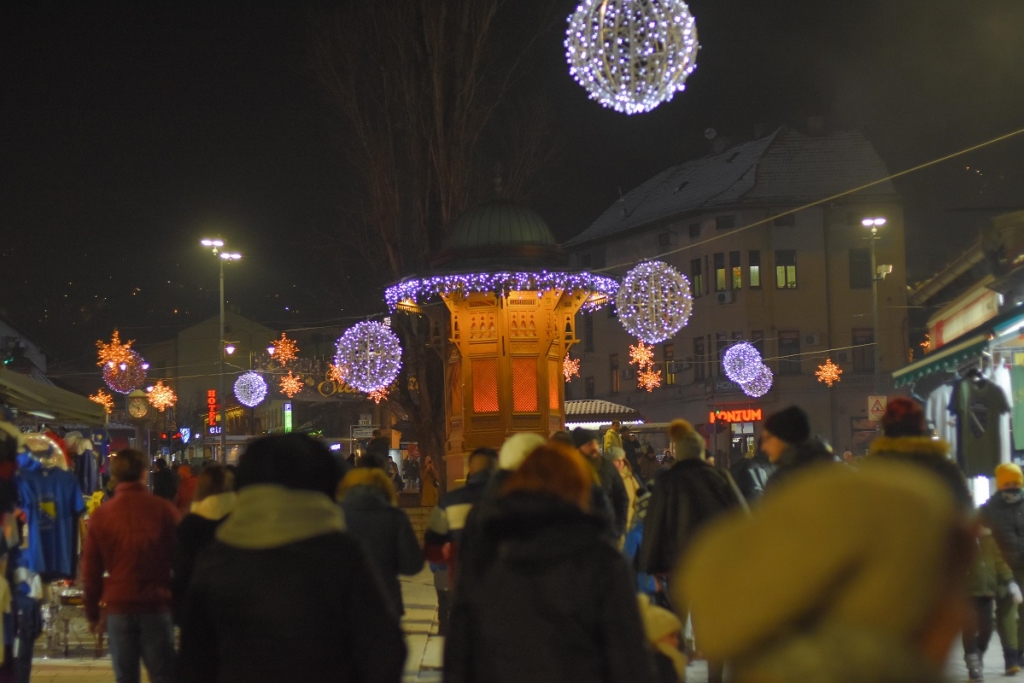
[23,571,1007,681]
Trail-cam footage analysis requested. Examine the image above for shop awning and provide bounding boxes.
[892,333,989,388]
[0,366,107,425]
[565,399,643,424]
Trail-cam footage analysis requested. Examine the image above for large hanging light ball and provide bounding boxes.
[723,342,763,385]
[234,371,268,408]
[334,321,403,393]
[565,0,699,115]
[102,350,148,394]
[615,260,693,344]
[740,364,773,398]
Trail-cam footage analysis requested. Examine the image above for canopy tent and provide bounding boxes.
[565,399,644,430]
[0,366,107,425]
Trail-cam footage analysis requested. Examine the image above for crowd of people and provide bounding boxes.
[78,399,1013,683]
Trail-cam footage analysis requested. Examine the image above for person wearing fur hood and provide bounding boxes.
[866,397,971,509]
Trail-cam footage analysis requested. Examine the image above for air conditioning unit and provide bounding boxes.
[803,332,821,346]
[715,291,734,304]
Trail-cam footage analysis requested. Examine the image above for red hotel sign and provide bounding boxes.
[207,389,218,427]
[708,408,762,424]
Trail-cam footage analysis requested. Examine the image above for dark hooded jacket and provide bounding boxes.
[983,489,1024,570]
[444,492,657,683]
[765,438,837,491]
[340,485,423,615]
[638,459,741,575]
[730,454,774,503]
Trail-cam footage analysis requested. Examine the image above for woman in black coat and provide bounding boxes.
[337,466,423,615]
[445,442,657,683]
[178,434,405,683]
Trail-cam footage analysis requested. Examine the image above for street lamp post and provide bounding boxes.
[861,218,886,394]
[201,239,241,461]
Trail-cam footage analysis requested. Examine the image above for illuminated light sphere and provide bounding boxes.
[815,358,843,387]
[89,389,115,414]
[334,322,403,394]
[147,381,177,412]
[234,371,268,407]
[270,333,299,366]
[723,342,763,385]
[103,350,148,394]
[638,366,662,392]
[279,370,304,399]
[565,0,699,115]
[740,364,773,398]
[616,261,693,344]
[563,354,581,382]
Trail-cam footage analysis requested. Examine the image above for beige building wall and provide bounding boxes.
[570,201,908,454]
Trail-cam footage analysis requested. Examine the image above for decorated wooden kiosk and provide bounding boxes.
[385,201,617,485]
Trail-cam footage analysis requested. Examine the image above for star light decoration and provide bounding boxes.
[815,358,843,387]
[96,330,136,368]
[384,271,619,312]
[270,333,299,366]
[723,342,763,385]
[89,389,115,414]
[102,349,149,394]
[334,321,403,394]
[367,387,389,404]
[234,371,268,407]
[563,354,581,382]
[565,0,699,115]
[147,381,177,412]
[327,363,348,385]
[629,339,661,392]
[279,370,304,399]
[616,261,693,344]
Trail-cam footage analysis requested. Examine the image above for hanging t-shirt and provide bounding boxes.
[16,463,85,578]
[950,377,1012,478]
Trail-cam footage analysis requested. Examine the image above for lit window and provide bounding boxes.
[749,251,761,288]
[775,250,797,289]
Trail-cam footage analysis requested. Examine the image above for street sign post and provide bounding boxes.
[868,396,887,421]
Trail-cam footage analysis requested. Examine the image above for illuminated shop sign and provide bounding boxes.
[708,408,762,424]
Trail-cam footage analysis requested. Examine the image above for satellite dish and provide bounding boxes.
[704,128,717,140]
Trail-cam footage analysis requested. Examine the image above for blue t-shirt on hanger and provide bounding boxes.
[16,457,85,578]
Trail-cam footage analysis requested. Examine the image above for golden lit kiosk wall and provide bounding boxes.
[386,201,618,486]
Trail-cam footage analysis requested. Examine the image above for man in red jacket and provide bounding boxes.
[82,448,180,683]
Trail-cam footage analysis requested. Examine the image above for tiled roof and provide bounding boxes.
[565,399,642,420]
[565,127,896,247]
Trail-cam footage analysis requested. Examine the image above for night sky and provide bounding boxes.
[3,1,1024,368]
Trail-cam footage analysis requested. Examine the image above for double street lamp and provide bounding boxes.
[861,217,890,394]
[201,238,242,461]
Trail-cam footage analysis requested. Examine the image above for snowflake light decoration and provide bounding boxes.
[279,370,304,399]
[96,330,136,368]
[565,0,699,115]
[334,322,403,393]
[103,350,148,394]
[563,354,581,382]
[147,381,177,412]
[89,389,114,414]
[616,261,693,344]
[234,371,268,407]
[629,340,655,369]
[367,387,389,404]
[638,366,662,392]
[723,342,763,385]
[270,333,299,366]
[740,364,773,398]
[815,358,843,387]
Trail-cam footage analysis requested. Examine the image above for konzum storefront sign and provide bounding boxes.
[708,408,762,424]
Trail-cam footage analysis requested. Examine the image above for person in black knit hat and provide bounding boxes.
[761,406,835,490]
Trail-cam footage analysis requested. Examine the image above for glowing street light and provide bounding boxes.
[862,217,887,393]
[201,237,242,460]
